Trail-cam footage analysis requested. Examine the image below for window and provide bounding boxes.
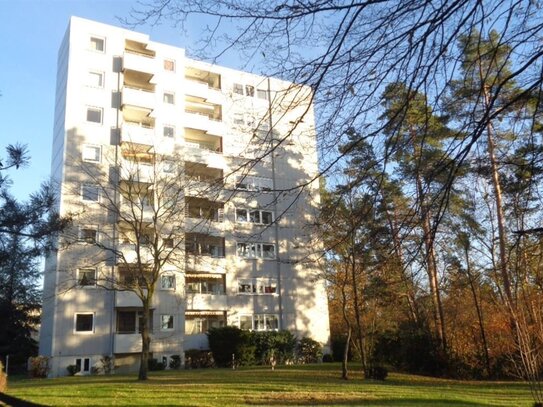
[80,227,97,243]
[78,268,96,287]
[75,358,91,374]
[238,278,277,295]
[90,36,104,52]
[117,310,151,334]
[257,89,269,100]
[239,314,279,331]
[87,71,104,88]
[163,125,175,138]
[81,185,99,202]
[163,92,175,104]
[245,85,255,97]
[236,242,276,259]
[163,238,174,249]
[75,313,94,333]
[235,176,273,192]
[233,113,244,125]
[185,315,225,335]
[236,208,273,225]
[161,315,174,331]
[161,274,175,290]
[233,83,244,95]
[82,145,101,163]
[164,59,175,72]
[86,107,102,124]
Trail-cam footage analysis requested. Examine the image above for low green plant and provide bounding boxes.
[28,356,50,378]
[66,365,78,376]
[148,358,165,371]
[297,337,323,364]
[169,355,181,369]
[207,327,255,367]
[184,349,214,369]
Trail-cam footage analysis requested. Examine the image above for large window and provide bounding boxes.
[78,268,96,287]
[186,275,225,295]
[238,278,277,295]
[75,313,94,333]
[86,107,102,124]
[81,185,99,202]
[235,208,273,225]
[185,315,225,335]
[236,242,276,259]
[116,310,152,334]
[239,314,279,331]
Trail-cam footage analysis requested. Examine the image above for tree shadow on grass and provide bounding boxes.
[245,395,488,406]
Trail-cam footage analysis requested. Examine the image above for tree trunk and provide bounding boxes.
[464,246,491,377]
[349,240,367,372]
[138,300,151,380]
[342,326,352,380]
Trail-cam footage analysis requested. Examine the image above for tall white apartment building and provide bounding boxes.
[40,17,329,377]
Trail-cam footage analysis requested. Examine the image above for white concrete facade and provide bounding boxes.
[40,16,330,377]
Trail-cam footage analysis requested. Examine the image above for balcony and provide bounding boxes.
[122,86,156,111]
[115,291,143,307]
[119,160,154,183]
[186,294,227,311]
[185,80,223,105]
[185,256,226,273]
[117,243,153,264]
[114,333,142,354]
[121,123,155,146]
[124,51,156,76]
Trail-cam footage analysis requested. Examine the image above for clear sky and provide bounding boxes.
[0,0,210,201]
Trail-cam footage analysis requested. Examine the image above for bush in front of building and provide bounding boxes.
[28,356,50,378]
[184,349,214,369]
[252,331,297,365]
[169,355,182,369]
[207,326,255,367]
[296,337,323,364]
[148,358,166,371]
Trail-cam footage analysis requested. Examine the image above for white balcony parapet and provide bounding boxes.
[123,51,156,76]
[186,293,227,311]
[183,143,226,170]
[117,243,153,264]
[115,291,143,307]
[185,255,226,273]
[114,333,142,354]
[184,218,225,237]
[123,86,155,110]
[185,79,224,104]
[121,123,155,146]
[119,161,154,183]
[184,111,224,136]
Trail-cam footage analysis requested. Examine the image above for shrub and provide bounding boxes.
[297,337,323,364]
[148,358,165,371]
[322,354,334,363]
[66,364,78,376]
[252,331,297,365]
[207,326,255,367]
[28,356,50,378]
[184,349,214,369]
[365,365,388,381]
[100,355,114,375]
[0,360,6,392]
[169,355,182,369]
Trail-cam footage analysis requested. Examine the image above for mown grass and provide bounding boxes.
[4,363,534,406]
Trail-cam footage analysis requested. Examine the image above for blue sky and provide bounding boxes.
[0,0,209,201]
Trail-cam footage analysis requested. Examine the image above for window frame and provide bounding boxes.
[87,71,104,88]
[245,85,255,97]
[77,268,97,287]
[163,92,175,104]
[82,144,101,163]
[257,89,269,100]
[163,125,175,138]
[81,184,100,203]
[74,312,95,334]
[160,274,175,290]
[79,226,98,243]
[233,83,244,95]
[89,36,105,52]
[236,242,276,259]
[238,314,279,331]
[75,357,91,374]
[160,314,175,331]
[86,106,103,124]
[163,59,175,72]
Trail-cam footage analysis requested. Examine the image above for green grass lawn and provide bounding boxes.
[4,363,535,406]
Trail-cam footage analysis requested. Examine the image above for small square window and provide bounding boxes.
[163,92,175,104]
[233,114,244,125]
[78,269,96,287]
[163,125,175,138]
[90,37,104,52]
[249,210,261,224]
[163,161,175,174]
[161,315,174,330]
[164,59,175,72]
[75,313,94,333]
[262,244,276,259]
[163,238,174,249]
[86,107,102,124]
[239,315,252,330]
[80,228,97,243]
[82,145,101,163]
[257,89,269,100]
[236,209,248,222]
[161,274,175,289]
[81,185,99,202]
[233,83,244,95]
[88,71,104,88]
[245,85,255,97]
[261,211,273,225]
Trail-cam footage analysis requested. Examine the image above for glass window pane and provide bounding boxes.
[245,85,254,97]
[82,145,100,162]
[249,210,260,223]
[161,315,174,330]
[233,83,243,95]
[82,185,99,201]
[86,108,102,123]
[240,315,252,330]
[76,314,93,332]
[261,211,273,225]
[262,244,275,259]
[236,209,248,222]
[78,269,96,286]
